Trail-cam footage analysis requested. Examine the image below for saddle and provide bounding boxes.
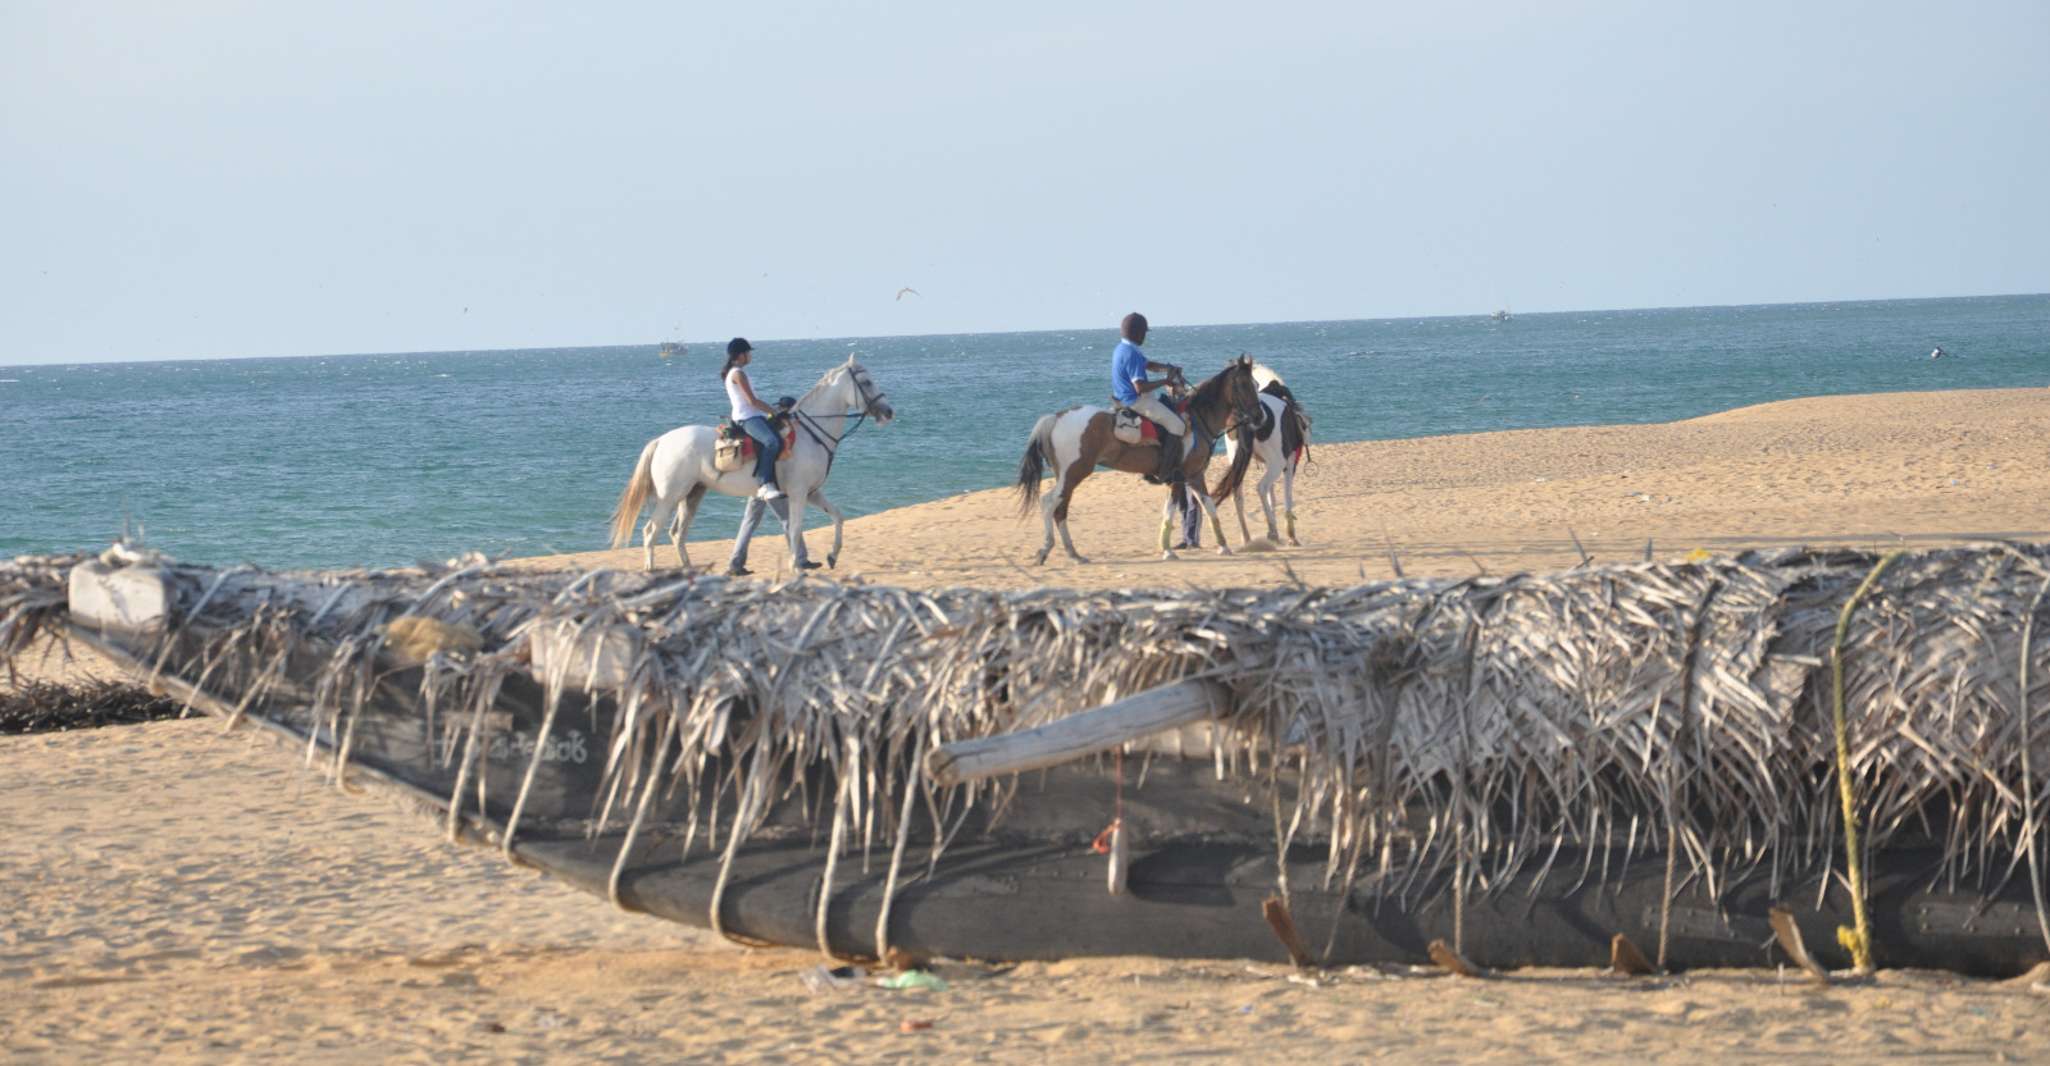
[712,402,798,473]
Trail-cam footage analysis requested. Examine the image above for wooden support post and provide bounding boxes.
[925,679,1231,786]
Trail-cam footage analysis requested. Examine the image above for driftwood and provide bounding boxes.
[925,678,1229,786]
[6,541,2050,968]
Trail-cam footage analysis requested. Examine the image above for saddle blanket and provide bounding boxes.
[713,420,798,472]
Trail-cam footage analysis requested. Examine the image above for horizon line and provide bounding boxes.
[7,289,2043,370]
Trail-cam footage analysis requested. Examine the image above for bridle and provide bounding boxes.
[793,365,889,467]
[1184,365,1263,447]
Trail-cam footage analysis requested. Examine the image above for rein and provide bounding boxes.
[790,369,886,472]
[1182,374,1260,449]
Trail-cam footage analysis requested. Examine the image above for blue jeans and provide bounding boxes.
[727,494,808,571]
[739,416,781,490]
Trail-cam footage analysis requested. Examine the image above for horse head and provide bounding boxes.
[1219,354,1264,431]
[842,356,895,424]
[801,356,895,425]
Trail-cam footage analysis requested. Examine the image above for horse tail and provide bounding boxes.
[1209,423,1259,501]
[1014,414,1056,516]
[609,438,659,548]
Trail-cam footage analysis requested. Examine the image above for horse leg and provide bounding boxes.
[1035,481,1059,566]
[809,488,844,568]
[1038,465,1078,565]
[1049,464,1089,564]
[1193,487,1232,556]
[671,484,707,570]
[1257,459,1283,543]
[1283,458,1301,546]
[640,495,671,572]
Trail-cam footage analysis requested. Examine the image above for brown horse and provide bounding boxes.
[1014,356,1263,565]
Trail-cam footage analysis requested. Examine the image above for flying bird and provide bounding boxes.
[896,287,920,301]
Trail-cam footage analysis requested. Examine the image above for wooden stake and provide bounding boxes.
[1261,896,1313,969]
[1609,933,1655,976]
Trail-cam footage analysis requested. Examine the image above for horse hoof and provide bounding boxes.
[827,554,839,569]
[1033,552,1051,566]
[1217,546,1232,557]
[1071,555,1090,565]
[1161,550,1178,561]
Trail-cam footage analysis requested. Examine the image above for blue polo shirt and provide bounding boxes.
[1111,339,1148,405]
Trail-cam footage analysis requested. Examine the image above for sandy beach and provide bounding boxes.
[527,386,2050,588]
[10,387,2050,1062]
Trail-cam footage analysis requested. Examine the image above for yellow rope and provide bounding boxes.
[1831,550,1899,975]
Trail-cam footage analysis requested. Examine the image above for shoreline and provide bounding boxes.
[512,384,2050,590]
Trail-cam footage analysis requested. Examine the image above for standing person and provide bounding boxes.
[1109,312,1186,485]
[720,338,784,500]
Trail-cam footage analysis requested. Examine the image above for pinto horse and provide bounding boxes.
[1014,355,1263,565]
[1212,363,1312,546]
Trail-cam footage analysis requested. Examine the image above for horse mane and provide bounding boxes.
[1189,360,1252,410]
[797,361,855,408]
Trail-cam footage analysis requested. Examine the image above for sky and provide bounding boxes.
[2,1,2045,365]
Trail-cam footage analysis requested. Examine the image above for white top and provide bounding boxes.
[726,367,769,421]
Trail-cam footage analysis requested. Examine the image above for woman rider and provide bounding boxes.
[719,337,785,500]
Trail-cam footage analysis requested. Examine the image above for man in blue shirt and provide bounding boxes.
[1110,312,1187,484]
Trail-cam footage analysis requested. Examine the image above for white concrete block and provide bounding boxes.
[68,560,173,633]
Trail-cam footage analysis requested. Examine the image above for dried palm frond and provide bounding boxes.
[3,543,2047,955]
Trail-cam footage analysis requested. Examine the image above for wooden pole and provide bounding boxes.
[925,679,1230,786]
[1830,552,1898,975]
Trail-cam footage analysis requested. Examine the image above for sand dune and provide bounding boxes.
[10,387,2050,1061]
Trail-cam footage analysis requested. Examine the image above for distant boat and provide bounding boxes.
[658,341,686,360]
[1491,309,1512,322]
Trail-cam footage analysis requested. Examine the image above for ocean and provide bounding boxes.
[3,295,2045,571]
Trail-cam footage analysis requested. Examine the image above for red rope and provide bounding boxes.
[1091,747,1124,854]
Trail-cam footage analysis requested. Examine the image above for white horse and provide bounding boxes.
[1215,363,1310,546]
[609,356,894,571]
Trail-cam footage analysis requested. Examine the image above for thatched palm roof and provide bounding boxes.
[4,543,2047,958]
